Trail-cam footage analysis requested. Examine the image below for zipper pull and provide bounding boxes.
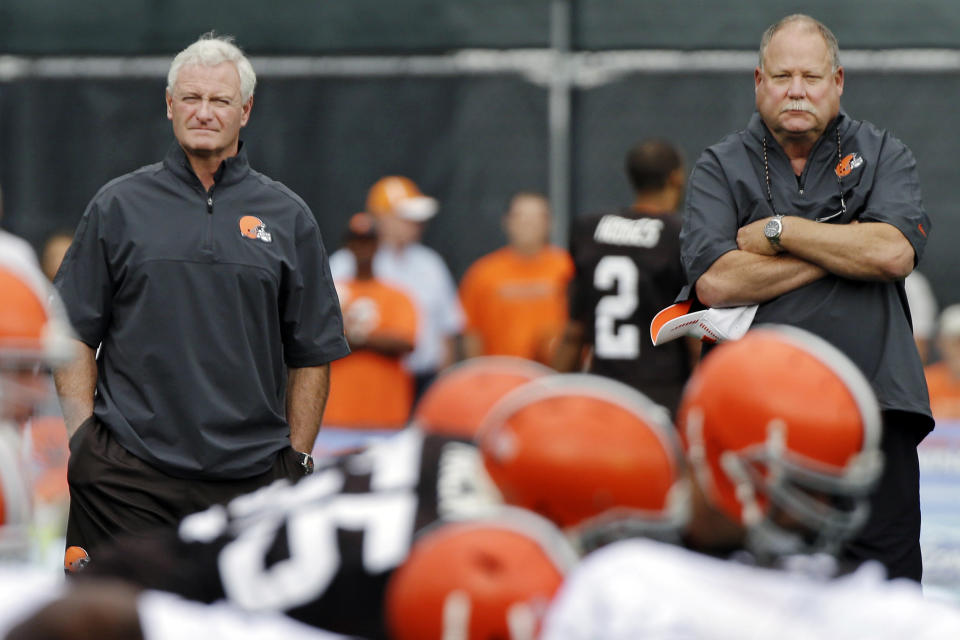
[207,196,213,213]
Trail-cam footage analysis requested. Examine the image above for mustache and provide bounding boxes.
[781,101,817,114]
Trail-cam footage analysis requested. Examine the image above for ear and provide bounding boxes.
[754,66,763,93]
[165,90,173,121]
[834,66,844,97]
[239,96,254,127]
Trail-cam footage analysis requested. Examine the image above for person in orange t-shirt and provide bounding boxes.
[924,304,960,421]
[324,213,418,431]
[459,192,573,364]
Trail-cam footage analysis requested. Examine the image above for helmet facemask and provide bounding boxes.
[721,420,883,559]
[681,325,885,563]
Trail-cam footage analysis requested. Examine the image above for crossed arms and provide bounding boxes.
[695,217,916,308]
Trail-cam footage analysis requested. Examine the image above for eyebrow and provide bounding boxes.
[177,90,236,101]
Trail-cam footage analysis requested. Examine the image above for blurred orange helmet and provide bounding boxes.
[385,511,574,640]
[477,374,689,550]
[0,259,74,421]
[365,175,438,222]
[676,325,883,558]
[1,267,54,361]
[414,357,553,438]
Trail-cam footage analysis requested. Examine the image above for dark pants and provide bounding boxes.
[841,410,931,582]
[66,417,305,557]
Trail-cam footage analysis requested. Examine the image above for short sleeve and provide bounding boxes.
[53,199,114,348]
[680,151,741,286]
[280,214,350,367]
[859,136,930,265]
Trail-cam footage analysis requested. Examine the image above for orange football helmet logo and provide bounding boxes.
[385,512,574,640]
[64,545,90,574]
[477,374,689,550]
[677,325,883,557]
[414,357,553,438]
[238,215,272,243]
[834,152,864,178]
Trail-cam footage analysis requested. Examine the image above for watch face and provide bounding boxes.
[764,218,781,239]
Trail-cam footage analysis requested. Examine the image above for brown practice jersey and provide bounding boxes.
[568,208,691,411]
[82,429,499,639]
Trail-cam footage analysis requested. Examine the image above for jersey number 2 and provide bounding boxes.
[594,256,639,359]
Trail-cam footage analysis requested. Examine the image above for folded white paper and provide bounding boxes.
[650,302,758,346]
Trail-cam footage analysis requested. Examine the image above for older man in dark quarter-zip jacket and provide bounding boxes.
[53,33,350,558]
[680,14,932,582]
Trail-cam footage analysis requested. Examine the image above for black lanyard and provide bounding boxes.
[762,128,847,222]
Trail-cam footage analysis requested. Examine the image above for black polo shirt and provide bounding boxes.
[56,143,350,478]
[681,111,932,425]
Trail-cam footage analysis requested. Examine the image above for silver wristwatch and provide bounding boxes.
[763,215,784,249]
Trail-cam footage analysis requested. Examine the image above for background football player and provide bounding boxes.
[384,510,575,640]
[73,325,895,639]
[76,370,688,638]
[538,326,960,639]
[553,138,698,417]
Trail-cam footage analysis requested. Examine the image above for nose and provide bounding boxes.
[195,99,214,120]
[787,75,805,98]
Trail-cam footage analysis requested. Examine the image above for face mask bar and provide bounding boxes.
[722,424,883,558]
[573,478,692,553]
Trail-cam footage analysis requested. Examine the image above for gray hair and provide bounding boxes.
[759,14,840,72]
[167,33,256,103]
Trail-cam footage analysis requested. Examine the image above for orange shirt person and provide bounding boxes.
[459,193,573,364]
[924,304,960,421]
[324,213,418,430]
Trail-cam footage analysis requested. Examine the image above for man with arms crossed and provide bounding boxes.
[681,14,932,580]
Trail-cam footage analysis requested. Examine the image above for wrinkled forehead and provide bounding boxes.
[172,62,242,96]
[763,23,833,70]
